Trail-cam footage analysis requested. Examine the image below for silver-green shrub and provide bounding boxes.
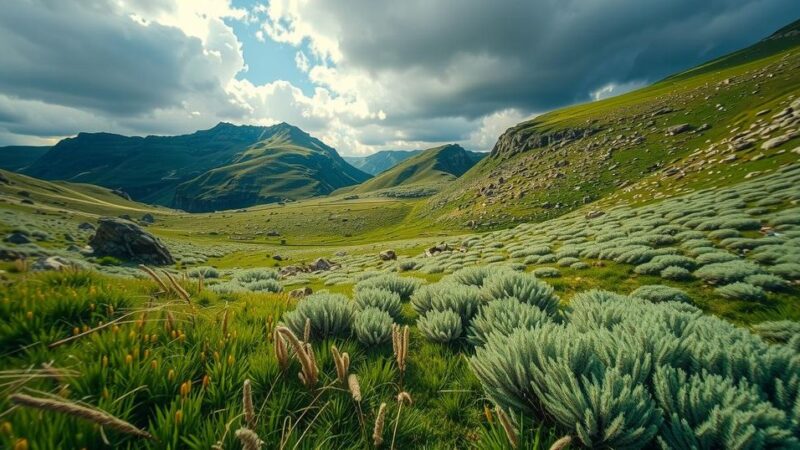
[353,288,402,319]
[354,274,423,300]
[714,282,766,301]
[418,309,462,343]
[353,307,393,346]
[281,293,355,340]
[631,285,692,303]
[467,298,550,346]
[482,271,560,316]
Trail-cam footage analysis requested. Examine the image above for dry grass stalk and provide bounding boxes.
[13,258,29,274]
[273,329,289,372]
[235,427,262,450]
[221,307,230,337]
[165,310,177,332]
[347,374,362,402]
[162,270,192,306]
[548,436,572,450]
[390,392,413,450]
[9,393,153,439]
[138,265,168,293]
[495,406,518,449]
[276,326,318,388]
[243,379,256,429]
[303,318,311,343]
[391,325,409,374]
[372,402,387,448]
[197,272,204,292]
[331,346,350,384]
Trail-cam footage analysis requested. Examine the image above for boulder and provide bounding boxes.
[141,213,155,224]
[4,232,31,244]
[666,124,692,135]
[585,210,605,219]
[272,254,285,261]
[32,256,71,271]
[266,230,281,237]
[379,250,397,261]
[89,217,174,265]
[309,258,334,271]
[78,222,95,231]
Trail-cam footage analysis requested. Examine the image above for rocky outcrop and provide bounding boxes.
[89,217,174,265]
[490,124,599,159]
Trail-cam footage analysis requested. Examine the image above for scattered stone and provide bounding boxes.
[0,172,9,184]
[756,109,771,116]
[666,123,692,135]
[272,254,284,261]
[78,222,95,231]
[32,256,71,271]
[309,258,333,271]
[379,250,397,261]
[266,230,280,237]
[762,135,791,150]
[140,213,155,224]
[585,210,605,219]
[111,189,132,201]
[335,251,347,257]
[89,217,174,265]
[4,232,31,244]
[289,287,313,298]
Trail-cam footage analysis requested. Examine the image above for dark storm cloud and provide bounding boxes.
[321,0,800,119]
[0,0,228,116]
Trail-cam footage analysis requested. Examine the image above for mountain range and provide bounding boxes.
[344,150,423,175]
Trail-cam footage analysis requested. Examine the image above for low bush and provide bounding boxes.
[418,309,462,343]
[187,266,220,279]
[353,307,393,346]
[694,261,763,284]
[353,288,403,320]
[631,285,692,303]
[355,274,423,300]
[714,282,766,302]
[661,266,692,281]
[744,274,790,291]
[482,271,560,316]
[532,267,560,278]
[467,298,550,346]
[281,293,355,340]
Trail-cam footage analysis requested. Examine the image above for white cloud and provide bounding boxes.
[294,51,310,72]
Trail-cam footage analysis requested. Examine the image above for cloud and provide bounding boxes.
[1,0,799,155]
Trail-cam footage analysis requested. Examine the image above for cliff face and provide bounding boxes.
[489,123,599,159]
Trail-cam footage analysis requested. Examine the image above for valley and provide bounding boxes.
[0,15,799,450]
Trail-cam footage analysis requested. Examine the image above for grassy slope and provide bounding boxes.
[423,24,800,229]
[346,144,484,194]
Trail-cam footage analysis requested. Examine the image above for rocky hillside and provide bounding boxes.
[0,146,50,171]
[173,125,371,212]
[346,144,485,196]
[344,150,423,175]
[20,122,369,211]
[423,19,800,229]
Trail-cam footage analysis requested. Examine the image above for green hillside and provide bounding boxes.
[423,20,800,229]
[347,144,485,195]
[21,122,368,211]
[0,145,50,171]
[172,125,370,212]
[344,149,423,175]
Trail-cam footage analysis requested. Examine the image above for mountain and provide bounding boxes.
[422,19,800,229]
[344,150,423,175]
[173,125,371,212]
[22,122,369,211]
[347,144,485,195]
[0,146,50,171]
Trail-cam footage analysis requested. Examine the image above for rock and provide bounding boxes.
[32,256,71,271]
[379,250,397,261]
[289,287,313,298]
[335,251,347,257]
[696,123,710,132]
[4,232,31,244]
[0,248,27,261]
[756,109,770,116]
[111,189,132,201]
[78,222,95,231]
[64,233,74,242]
[89,217,174,265]
[309,258,333,271]
[119,214,132,220]
[0,172,9,184]
[272,254,285,261]
[266,230,281,237]
[762,135,791,150]
[66,244,82,252]
[585,210,605,219]
[141,213,155,224]
[666,124,692,135]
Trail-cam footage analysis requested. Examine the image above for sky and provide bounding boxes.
[0,1,798,155]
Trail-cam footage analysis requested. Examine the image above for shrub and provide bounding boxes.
[353,288,402,320]
[660,266,691,281]
[398,260,417,272]
[718,217,761,231]
[234,268,279,283]
[695,252,738,265]
[744,274,790,291]
[556,257,580,267]
[281,293,355,340]
[449,266,497,287]
[752,320,800,343]
[429,284,483,324]
[631,285,692,303]
[355,274,423,300]
[769,263,800,280]
[714,282,766,301]
[410,284,437,315]
[467,298,550,346]
[532,267,560,278]
[245,279,283,293]
[694,261,763,284]
[418,310,462,343]
[653,366,798,449]
[187,266,220,279]
[353,307,393,346]
[707,228,739,240]
[570,261,590,270]
[482,271,560,316]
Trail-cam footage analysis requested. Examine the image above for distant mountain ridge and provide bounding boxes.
[0,146,51,171]
[344,150,424,175]
[18,122,370,212]
[347,144,485,195]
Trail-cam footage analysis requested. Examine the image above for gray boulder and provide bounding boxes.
[4,232,31,244]
[89,217,174,265]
